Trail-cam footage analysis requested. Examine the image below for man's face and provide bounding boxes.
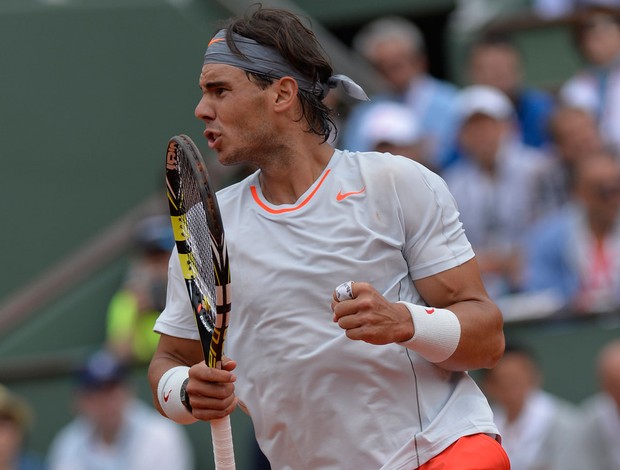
[576,156,620,225]
[578,15,620,66]
[368,39,421,93]
[0,415,23,465]
[195,64,283,166]
[552,110,603,164]
[458,114,506,168]
[77,383,129,436]
[469,46,521,98]
[483,354,537,415]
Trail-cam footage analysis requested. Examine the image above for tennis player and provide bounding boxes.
[148,6,509,469]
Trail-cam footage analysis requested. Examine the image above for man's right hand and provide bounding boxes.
[186,357,238,421]
[148,334,239,422]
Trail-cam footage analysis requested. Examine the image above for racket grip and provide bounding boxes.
[211,415,236,470]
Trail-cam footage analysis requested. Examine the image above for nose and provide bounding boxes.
[195,95,214,121]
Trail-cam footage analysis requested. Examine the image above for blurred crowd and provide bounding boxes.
[0,215,197,470]
[0,349,195,470]
[3,338,620,469]
[481,339,620,469]
[337,3,620,322]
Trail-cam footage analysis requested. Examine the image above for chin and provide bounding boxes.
[218,152,245,168]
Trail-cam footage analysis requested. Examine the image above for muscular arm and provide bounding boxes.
[414,257,505,371]
[332,258,504,372]
[148,334,238,421]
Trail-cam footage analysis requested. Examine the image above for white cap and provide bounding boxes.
[360,102,422,149]
[457,85,514,121]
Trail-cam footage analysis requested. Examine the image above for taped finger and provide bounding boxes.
[335,281,354,302]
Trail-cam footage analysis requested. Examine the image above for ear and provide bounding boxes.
[272,76,299,112]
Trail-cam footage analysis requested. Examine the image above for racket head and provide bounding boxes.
[165,134,231,368]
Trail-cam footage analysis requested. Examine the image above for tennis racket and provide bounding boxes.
[165,134,235,470]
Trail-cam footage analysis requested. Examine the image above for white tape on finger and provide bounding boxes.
[335,281,354,301]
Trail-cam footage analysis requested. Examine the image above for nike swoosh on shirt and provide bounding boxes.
[336,187,366,201]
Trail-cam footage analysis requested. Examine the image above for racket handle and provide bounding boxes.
[211,415,236,470]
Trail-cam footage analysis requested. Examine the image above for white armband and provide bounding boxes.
[397,301,461,363]
[157,366,198,425]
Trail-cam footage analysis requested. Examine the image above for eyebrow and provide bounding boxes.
[203,81,229,90]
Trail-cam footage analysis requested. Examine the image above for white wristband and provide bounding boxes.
[397,302,461,363]
[157,366,198,425]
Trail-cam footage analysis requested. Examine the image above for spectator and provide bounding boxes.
[481,343,582,470]
[341,16,459,169]
[569,339,620,468]
[443,85,551,299]
[48,349,194,470]
[0,385,45,470]
[356,101,426,164]
[523,151,620,313]
[560,6,620,152]
[467,33,555,150]
[532,104,606,215]
[106,215,174,363]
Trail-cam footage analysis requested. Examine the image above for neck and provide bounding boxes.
[590,219,614,240]
[258,139,334,205]
[99,428,120,446]
[96,419,123,446]
[504,402,524,424]
[478,156,498,177]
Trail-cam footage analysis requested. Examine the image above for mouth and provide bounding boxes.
[204,129,221,150]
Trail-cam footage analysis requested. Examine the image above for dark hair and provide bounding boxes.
[479,341,538,380]
[502,341,538,362]
[218,5,336,142]
[547,105,592,143]
[469,32,522,60]
[572,6,620,44]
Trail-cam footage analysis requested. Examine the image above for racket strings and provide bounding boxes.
[178,155,217,318]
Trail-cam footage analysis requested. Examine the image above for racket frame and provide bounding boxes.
[165,134,235,470]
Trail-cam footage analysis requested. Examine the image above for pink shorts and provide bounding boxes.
[417,433,510,469]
